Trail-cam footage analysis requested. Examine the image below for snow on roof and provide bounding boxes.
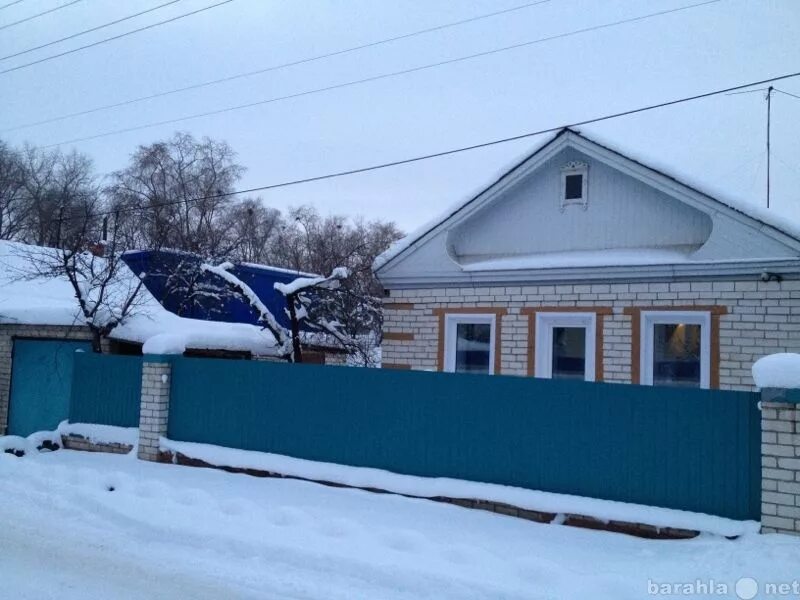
[374,127,800,272]
[461,248,695,272]
[0,241,281,356]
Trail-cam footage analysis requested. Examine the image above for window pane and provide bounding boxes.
[551,327,586,379]
[652,323,701,387]
[455,323,491,374]
[564,174,583,200]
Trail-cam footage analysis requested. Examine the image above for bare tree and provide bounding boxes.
[16,211,145,352]
[107,132,244,256]
[14,145,98,247]
[0,140,27,240]
[273,267,382,365]
[268,206,402,363]
[225,197,282,263]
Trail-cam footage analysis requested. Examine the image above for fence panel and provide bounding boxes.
[70,353,142,428]
[168,358,760,521]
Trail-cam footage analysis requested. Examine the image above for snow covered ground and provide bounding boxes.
[2,450,800,600]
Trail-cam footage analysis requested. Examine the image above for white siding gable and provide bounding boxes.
[376,130,800,287]
[452,146,713,262]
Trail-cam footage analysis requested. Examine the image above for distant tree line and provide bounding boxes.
[0,132,403,362]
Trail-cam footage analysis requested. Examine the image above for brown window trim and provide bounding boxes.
[432,307,507,374]
[384,302,415,310]
[622,305,728,389]
[383,331,415,341]
[520,307,613,381]
[383,362,412,370]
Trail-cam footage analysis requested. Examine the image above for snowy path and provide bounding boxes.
[1,451,799,599]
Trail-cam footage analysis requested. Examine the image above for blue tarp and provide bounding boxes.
[122,250,311,329]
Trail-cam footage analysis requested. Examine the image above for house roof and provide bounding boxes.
[0,241,326,356]
[374,128,800,275]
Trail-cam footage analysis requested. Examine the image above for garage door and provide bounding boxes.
[7,339,92,437]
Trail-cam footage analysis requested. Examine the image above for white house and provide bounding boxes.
[374,128,800,390]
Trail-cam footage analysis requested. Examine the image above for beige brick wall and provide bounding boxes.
[138,360,171,461]
[381,279,800,391]
[0,324,94,435]
[761,402,800,535]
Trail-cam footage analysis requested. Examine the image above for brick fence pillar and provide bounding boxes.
[137,357,172,461]
[761,390,800,535]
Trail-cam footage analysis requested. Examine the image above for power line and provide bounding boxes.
[0,0,25,11]
[0,0,183,60]
[50,69,800,224]
[0,0,83,32]
[0,0,234,76]
[37,0,723,148]
[774,88,800,101]
[2,0,552,133]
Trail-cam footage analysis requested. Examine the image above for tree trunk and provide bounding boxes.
[90,328,103,353]
[286,293,303,363]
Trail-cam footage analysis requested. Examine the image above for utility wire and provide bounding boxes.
[0,0,234,75]
[774,88,800,101]
[0,0,25,11]
[47,69,800,224]
[0,0,183,60]
[38,0,723,148]
[0,0,82,32]
[725,87,768,96]
[2,0,552,133]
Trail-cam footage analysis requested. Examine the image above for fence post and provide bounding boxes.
[137,356,172,462]
[760,388,800,535]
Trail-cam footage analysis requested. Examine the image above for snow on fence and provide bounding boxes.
[70,353,142,428]
[163,356,761,522]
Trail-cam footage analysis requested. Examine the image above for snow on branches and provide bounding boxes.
[200,261,293,356]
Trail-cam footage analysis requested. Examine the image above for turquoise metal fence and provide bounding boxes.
[7,339,92,437]
[69,353,142,428]
[166,357,761,521]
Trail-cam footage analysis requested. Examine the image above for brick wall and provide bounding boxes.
[382,280,800,390]
[0,324,94,435]
[761,402,800,535]
[138,360,171,461]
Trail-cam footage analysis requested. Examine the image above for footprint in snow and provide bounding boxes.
[315,518,354,539]
[269,506,305,527]
[381,530,428,553]
[132,479,169,499]
[219,498,250,515]
[101,472,134,493]
[441,545,478,565]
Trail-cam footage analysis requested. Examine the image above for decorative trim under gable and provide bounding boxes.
[432,307,508,374]
[623,305,728,389]
[520,307,613,381]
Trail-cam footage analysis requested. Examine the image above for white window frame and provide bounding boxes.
[444,313,496,374]
[560,161,589,211]
[534,312,596,382]
[640,311,711,389]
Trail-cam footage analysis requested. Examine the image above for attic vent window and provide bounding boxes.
[560,161,589,212]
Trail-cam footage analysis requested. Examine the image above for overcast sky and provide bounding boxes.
[1,0,798,232]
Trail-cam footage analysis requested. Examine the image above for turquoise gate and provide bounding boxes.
[69,353,142,428]
[166,358,761,521]
[7,339,92,436]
